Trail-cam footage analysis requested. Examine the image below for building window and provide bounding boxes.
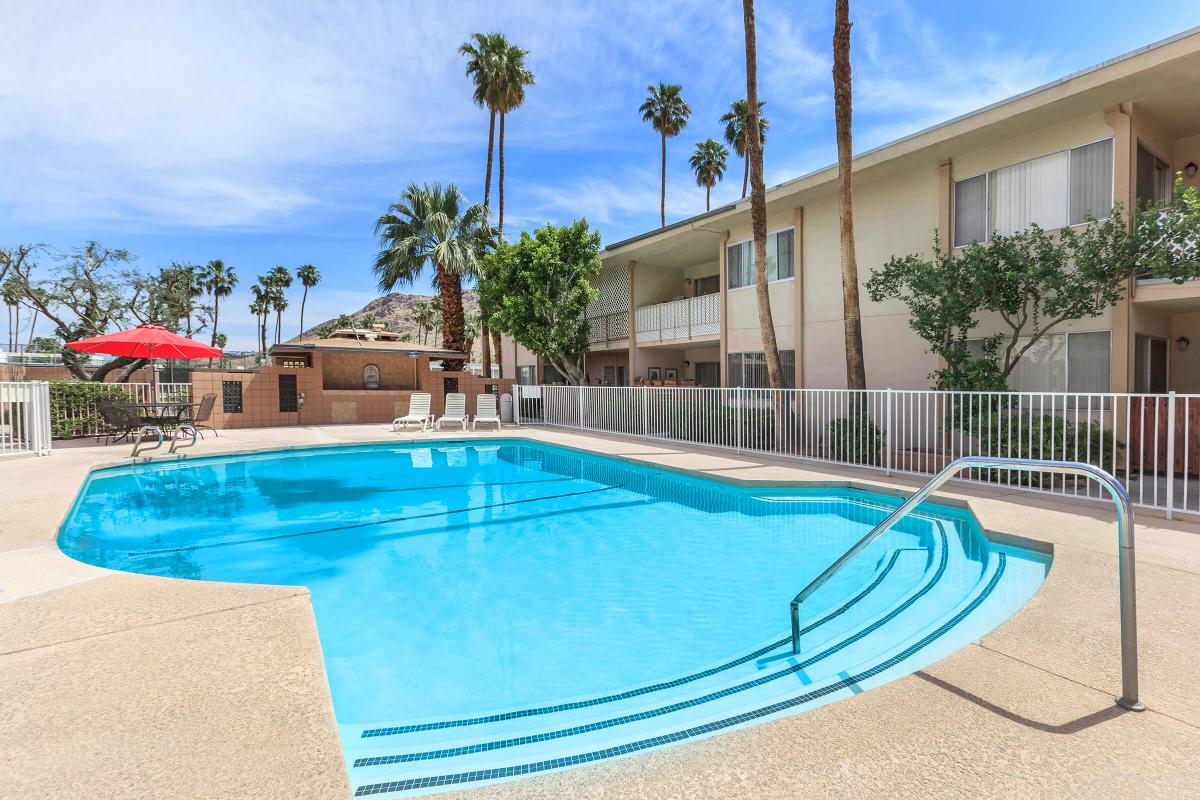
[694,361,720,387]
[1136,143,1172,208]
[726,228,794,289]
[516,365,537,385]
[692,275,720,296]
[727,350,796,388]
[966,331,1110,393]
[221,381,243,414]
[278,374,298,412]
[953,138,1113,245]
[276,354,310,368]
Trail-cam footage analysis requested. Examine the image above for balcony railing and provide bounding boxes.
[587,311,630,346]
[635,294,719,344]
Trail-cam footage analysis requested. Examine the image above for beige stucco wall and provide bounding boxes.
[634,262,686,308]
[1170,312,1200,392]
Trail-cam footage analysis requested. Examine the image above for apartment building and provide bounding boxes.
[501,27,1200,393]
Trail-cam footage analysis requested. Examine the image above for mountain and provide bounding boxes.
[298,291,484,358]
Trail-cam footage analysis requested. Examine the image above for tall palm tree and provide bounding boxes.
[834,0,866,390]
[720,99,769,199]
[295,264,321,338]
[741,0,785,389]
[689,139,729,212]
[493,40,534,237]
[373,183,487,372]
[640,83,692,228]
[266,265,292,344]
[201,259,237,359]
[249,284,269,359]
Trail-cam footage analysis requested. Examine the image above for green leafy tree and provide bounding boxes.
[640,82,692,228]
[689,139,729,212]
[295,264,320,338]
[1139,174,1200,281]
[28,335,60,353]
[720,99,768,199]
[480,219,602,385]
[866,211,1140,389]
[374,182,488,371]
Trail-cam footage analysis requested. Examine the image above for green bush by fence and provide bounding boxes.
[48,381,133,439]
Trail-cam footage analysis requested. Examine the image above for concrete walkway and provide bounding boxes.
[1,425,1197,799]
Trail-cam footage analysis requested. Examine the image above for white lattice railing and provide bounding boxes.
[587,311,630,345]
[635,294,719,343]
[0,382,53,457]
[514,384,1200,519]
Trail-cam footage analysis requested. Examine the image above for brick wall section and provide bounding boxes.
[189,351,515,429]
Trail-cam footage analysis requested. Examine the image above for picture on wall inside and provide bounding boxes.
[664,368,678,382]
[648,367,662,381]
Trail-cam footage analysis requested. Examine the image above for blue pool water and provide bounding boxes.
[59,440,1049,796]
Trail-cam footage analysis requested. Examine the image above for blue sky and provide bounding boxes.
[1,1,1196,349]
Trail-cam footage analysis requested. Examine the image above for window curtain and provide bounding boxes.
[1066,331,1110,393]
[990,151,1068,235]
[1069,139,1113,225]
[953,174,988,246]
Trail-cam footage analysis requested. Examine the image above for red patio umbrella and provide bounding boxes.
[67,324,222,402]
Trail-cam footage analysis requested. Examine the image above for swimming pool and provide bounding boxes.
[59,439,1049,796]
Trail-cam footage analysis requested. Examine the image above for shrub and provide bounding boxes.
[826,415,884,465]
[48,380,134,439]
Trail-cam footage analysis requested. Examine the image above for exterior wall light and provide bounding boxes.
[1178,336,1191,352]
[1186,162,1199,179]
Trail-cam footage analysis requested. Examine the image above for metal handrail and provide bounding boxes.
[789,456,1144,711]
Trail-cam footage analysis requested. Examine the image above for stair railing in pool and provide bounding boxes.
[789,456,1145,712]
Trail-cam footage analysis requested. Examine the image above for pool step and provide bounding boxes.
[343,528,1000,796]
[346,550,1006,797]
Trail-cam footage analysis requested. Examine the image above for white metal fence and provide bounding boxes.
[50,382,193,439]
[514,384,1200,518]
[0,382,53,457]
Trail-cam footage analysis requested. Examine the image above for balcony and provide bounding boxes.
[635,294,719,344]
[587,311,630,347]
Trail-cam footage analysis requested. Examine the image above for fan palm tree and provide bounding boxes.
[295,264,321,338]
[741,0,785,388]
[249,284,269,359]
[834,0,866,390]
[640,83,692,228]
[689,139,729,212]
[266,265,292,344]
[492,40,534,237]
[459,32,507,213]
[720,99,769,199]
[201,259,237,364]
[373,183,487,371]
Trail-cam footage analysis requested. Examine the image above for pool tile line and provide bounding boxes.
[358,542,928,740]
[351,538,947,768]
[352,555,1006,795]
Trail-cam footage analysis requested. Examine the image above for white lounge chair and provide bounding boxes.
[435,393,468,430]
[393,392,433,432]
[473,393,502,430]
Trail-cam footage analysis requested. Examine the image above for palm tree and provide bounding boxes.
[373,183,487,372]
[295,264,321,338]
[741,0,785,389]
[1,277,20,351]
[493,40,534,237]
[689,139,729,212]
[201,259,237,364]
[640,83,692,228]
[413,299,439,344]
[720,99,769,199]
[459,32,507,213]
[266,265,292,344]
[249,284,269,359]
[834,0,866,390]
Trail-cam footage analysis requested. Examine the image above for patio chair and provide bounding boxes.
[435,393,468,431]
[182,393,218,438]
[473,393,502,431]
[393,392,433,432]
[97,400,149,444]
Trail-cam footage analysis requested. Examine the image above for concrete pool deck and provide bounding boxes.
[0,424,1197,799]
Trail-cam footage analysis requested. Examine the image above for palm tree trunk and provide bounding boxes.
[835,0,866,392]
[706,185,711,212]
[742,0,784,390]
[492,330,503,373]
[742,157,749,198]
[298,293,306,338]
[660,133,667,227]
[210,298,219,367]
[484,109,496,213]
[480,317,492,379]
[26,308,38,349]
[436,265,467,372]
[498,112,506,237]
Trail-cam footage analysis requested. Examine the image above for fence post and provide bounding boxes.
[885,387,894,476]
[641,386,649,437]
[1166,391,1176,519]
[736,387,744,452]
[577,386,585,429]
[513,384,522,427]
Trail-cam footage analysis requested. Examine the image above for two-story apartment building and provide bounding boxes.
[501,27,1200,393]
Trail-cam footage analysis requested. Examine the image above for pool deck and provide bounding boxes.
[1,424,1197,799]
